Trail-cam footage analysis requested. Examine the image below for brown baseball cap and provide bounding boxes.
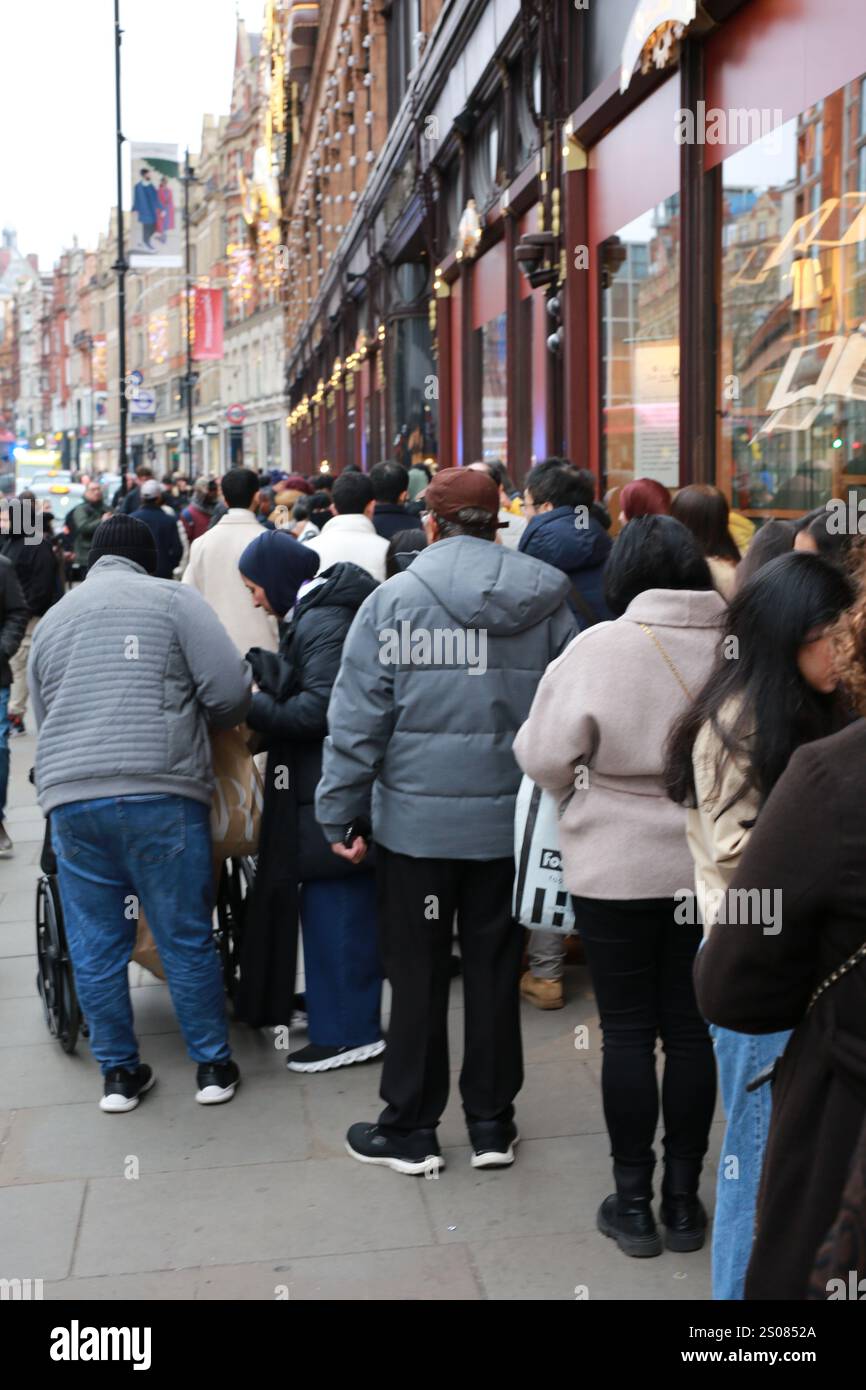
[423,466,501,522]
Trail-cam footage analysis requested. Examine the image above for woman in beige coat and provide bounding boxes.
[514,516,725,1260]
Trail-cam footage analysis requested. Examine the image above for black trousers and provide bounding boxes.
[572,895,716,1188]
[376,847,523,1133]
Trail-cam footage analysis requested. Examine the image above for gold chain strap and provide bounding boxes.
[807,940,866,1013]
[637,623,693,702]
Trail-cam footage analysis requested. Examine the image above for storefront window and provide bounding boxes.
[719,78,866,514]
[391,316,438,468]
[477,310,507,467]
[264,419,280,470]
[600,197,681,494]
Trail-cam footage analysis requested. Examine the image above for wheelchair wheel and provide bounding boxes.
[35,874,82,1054]
[215,856,256,1003]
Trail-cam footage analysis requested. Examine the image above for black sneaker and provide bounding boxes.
[468,1118,519,1169]
[346,1122,444,1176]
[99,1063,155,1114]
[287,1039,385,1073]
[0,823,12,857]
[195,1059,240,1105]
[290,992,308,1030]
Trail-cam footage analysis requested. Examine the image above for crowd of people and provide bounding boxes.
[1,453,865,1301]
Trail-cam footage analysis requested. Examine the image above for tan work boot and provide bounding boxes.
[520,970,564,1010]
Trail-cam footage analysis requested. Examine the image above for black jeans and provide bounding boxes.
[376,847,523,1133]
[573,895,716,1191]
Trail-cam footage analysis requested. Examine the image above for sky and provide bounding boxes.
[0,0,265,271]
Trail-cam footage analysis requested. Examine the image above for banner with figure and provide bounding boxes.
[129,143,182,268]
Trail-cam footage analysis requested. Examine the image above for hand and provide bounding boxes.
[330,836,368,865]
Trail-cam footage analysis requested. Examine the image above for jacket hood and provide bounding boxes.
[519,505,612,570]
[298,560,378,615]
[404,535,570,634]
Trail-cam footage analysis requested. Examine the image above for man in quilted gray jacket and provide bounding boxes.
[316,467,577,1176]
[29,516,251,1113]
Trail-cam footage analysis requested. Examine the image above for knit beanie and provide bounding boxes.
[88,515,158,575]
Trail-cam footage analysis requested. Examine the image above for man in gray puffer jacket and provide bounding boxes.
[316,467,577,1176]
[29,516,251,1114]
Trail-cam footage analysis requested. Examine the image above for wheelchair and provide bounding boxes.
[35,817,256,1052]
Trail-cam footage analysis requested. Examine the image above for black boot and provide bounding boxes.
[597,1163,662,1259]
[660,1155,708,1253]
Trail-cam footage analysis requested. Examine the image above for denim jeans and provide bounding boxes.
[709,1023,792,1300]
[0,687,9,820]
[299,873,383,1049]
[52,794,231,1075]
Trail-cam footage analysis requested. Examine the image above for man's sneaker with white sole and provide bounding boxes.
[195,1059,240,1104]
[100,1063,156,1113]
[345,1122,444,1176]
[468,1119,519,1169]
[287,1039,385,1073]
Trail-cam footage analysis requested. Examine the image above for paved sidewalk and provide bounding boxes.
[0,735,718,1300]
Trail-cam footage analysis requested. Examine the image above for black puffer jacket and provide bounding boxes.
[0,555,28,687]
[0,534,59,618]
[236,561,379,1026]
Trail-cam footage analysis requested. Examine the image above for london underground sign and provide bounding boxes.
[226,404,246,425]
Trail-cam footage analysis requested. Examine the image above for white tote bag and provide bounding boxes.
[512,775,575,934]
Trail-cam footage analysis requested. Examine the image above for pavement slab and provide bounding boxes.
[0,732,717,1300]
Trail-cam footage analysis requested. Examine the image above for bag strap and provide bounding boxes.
[567,583,599,629]
[637,622,693,702]
[514,782,543,912]
[806,939,866,1013]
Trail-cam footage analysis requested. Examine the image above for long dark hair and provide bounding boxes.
[665,552,854,812]
[604,514,714,616]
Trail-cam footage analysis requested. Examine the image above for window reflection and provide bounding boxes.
[720,77,866,513]
[601,197,681,494]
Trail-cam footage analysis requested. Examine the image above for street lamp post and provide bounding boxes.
[112,0,129,488]
[181,150,198,476]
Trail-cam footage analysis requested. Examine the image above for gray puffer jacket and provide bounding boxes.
[29,555,251,814]
[316,535,578,859]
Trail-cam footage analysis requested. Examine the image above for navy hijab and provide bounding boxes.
[239,529,319,619]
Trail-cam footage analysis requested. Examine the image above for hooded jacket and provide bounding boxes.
[316,535,577,860]
[518,504,613,629]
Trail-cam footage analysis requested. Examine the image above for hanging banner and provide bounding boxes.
[193,288,224,361]
[91,335,108,391]
[129,143,182,268]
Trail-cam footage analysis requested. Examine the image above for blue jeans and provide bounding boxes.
[52,794,230,1075]
[299,874,383,1048]
[0,687,9,820]
[710,1024,791,1300]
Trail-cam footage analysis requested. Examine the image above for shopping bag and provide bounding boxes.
[512,775,575,934]
[131,911,166,981]
[210,725,264,860]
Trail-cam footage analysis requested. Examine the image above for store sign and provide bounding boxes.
[192,288,224,361]
[620,0,697,93]
[130,388,156,419]
[226,404,246,425]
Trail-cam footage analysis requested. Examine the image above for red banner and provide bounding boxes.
[192,287,224,361]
